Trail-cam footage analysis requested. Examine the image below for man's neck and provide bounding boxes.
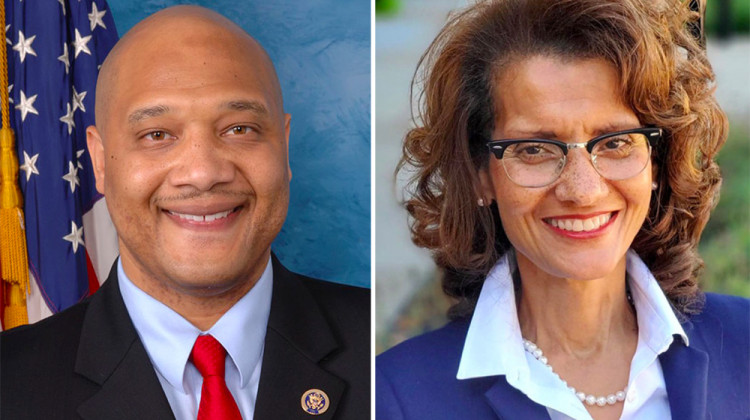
[120,251,270,331]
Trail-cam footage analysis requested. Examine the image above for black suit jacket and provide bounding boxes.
[1,255,370,419]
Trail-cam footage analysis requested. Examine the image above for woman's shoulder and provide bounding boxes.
[377,318,475,391]
[378,318,470,372]
[376,319,501,419]
[693,292,749,329]
[684,292,749,356]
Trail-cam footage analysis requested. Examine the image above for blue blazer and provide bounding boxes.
[376,293,749,420]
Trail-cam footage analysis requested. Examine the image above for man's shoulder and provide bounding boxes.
[297,272,370,311]
[283,270,370,342]
[0,298,95,417]
[271,256,369,330]
[1,297,91,356]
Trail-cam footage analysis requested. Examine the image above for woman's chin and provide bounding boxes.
[518,248,627,282]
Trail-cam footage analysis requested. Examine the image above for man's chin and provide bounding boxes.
[164,271,252,297]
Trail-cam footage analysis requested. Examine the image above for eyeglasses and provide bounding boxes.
[486,127,662,188]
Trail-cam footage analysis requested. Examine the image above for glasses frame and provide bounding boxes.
[485,127,662,187]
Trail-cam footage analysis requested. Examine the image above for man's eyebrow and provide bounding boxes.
[223,100,269,116]
[128,105,171,125]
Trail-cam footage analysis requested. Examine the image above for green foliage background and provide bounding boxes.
[705,0,750,34]
[699,123,750,297]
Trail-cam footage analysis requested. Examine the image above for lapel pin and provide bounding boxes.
[301,388,330,415]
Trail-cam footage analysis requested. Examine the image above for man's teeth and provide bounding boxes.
[548,213,612,232]
[169,209,232,222]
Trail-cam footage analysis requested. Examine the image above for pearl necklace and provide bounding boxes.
[522,339,628,407]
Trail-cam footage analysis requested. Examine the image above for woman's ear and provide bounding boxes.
[477,166,496,205]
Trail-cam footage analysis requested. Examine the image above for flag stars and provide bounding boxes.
[88,2,107,31]
[63,221,85,254]
[72,87,87,113]
[5,25,11,45]
[8,84,13,104]
[58,0,67,15]
[62,161,80,193]
[13,30,37,63]
[58,43,70,74]
[60,103,76,135]
[15,90,39,122]
[76,149,85,169]
[72,29,92,58]
[19,151,40,181]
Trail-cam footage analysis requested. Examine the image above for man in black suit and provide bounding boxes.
[0,6,369,420]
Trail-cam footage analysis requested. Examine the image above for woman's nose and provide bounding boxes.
[553,149,608,206]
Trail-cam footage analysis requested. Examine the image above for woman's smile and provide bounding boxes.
[543,211,617,238]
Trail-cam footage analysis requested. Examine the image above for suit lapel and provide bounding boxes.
[254,255,346,419]
[484,377,551,420]
[74,264,174,420]
[659,320,709,420]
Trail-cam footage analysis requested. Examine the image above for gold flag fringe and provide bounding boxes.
[0,0,30,329]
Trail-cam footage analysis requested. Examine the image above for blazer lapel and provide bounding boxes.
[484,377,551,420]
[74,264,175,420]
[659,320,709,420]
[254,255,346,419]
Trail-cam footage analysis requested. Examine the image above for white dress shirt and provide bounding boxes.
[118,258,273,420]
[457,250,688,420]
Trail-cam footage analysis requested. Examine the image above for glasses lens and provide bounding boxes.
[591,132,651,180]
[502,142,565,187]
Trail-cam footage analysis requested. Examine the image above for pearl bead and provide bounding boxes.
[522,338,628,408]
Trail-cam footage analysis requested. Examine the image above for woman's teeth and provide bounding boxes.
[547,213,612,232]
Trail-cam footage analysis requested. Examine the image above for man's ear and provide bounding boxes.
[284,113,292,181]
[86,125,106,194]
[477,165,496,205]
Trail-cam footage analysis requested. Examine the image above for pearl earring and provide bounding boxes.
[651,182,658,190]
[477,198,485,206]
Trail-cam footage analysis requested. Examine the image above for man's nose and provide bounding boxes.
[168,130,236,191]
[553,149,608,205]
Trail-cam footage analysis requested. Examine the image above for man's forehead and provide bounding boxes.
[96,6,284,126]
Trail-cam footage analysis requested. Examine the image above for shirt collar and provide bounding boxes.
[118,257,273,392]
[457,249,688,381]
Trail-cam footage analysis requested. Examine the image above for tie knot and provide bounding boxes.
[191,334,227,378]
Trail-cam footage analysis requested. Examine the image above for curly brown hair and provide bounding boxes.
[399,0,727,318]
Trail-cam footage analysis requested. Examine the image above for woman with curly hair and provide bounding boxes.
[376,0,749,419]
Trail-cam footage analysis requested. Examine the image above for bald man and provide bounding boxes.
[0,6,369,420]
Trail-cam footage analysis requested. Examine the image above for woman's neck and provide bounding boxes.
[515,251,637,358]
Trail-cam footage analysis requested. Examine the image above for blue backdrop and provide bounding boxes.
[107,0,371,288]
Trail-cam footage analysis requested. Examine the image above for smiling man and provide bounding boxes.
[0,6,369,420]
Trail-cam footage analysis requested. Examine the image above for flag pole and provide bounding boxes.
[0,0,30,329]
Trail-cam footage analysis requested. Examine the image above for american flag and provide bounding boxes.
[5,0,119,324]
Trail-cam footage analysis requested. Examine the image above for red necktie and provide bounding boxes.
[190,335,243,420]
